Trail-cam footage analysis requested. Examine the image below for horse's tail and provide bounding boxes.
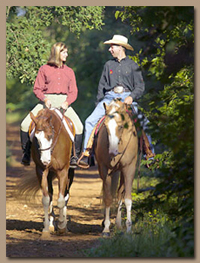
[14,170,41,203]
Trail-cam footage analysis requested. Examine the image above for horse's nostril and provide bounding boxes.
[42,160,50,166]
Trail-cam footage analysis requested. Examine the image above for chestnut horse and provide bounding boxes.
[29,108,75,237]
[94,99,138,236]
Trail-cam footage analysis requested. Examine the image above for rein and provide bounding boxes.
[108,123,133,176]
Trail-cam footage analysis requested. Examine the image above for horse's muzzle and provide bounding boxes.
[109,149,121,157]
[40,155,51,166]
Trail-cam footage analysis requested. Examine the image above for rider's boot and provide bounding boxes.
[70,134,88,169]
[20,130,31,166]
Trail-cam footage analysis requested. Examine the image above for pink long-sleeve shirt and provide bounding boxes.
[33,64,78,106]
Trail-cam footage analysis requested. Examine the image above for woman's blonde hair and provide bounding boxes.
[47,42,67,67]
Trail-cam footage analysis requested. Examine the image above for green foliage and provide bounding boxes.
[116,6,194,255]
[6,79,38,112]
[86,178,193,257]
[6,6,105,85]
[6,6,132,121]
[86,221,193,257]
[86,172,193,257]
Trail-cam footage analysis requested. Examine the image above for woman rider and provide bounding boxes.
[20,42,87,168]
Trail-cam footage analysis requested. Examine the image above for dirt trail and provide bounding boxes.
[6,123,105,257]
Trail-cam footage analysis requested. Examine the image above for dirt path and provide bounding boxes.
[6,123,105,258]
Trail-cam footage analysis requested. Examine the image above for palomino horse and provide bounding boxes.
[94,99,138,236]
[29,108,75,237]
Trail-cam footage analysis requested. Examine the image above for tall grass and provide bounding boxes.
[87,223,176,257]
[86,206,180,257]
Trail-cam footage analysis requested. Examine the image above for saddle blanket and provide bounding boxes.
[94,116,105,136]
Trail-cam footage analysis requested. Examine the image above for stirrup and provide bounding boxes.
[77,153,90,169]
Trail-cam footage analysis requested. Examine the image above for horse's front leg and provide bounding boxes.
[122,161,137,233]
[40,168,51,236]
[48,173,55,232]
[102,173,112,237]
[116,200,123,230]
[49,198,55,232]
[57,167,69,234]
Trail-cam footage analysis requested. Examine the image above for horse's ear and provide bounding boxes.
[30,112,38,124]
[124,103,128,110]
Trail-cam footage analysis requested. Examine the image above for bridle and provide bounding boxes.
[36,112,64,154]
[108,130,133,176]
[105,111,133,175]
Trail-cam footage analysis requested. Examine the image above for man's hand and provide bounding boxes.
[124,96,133,105]
[44,98,52,109]
[61,101,68,111]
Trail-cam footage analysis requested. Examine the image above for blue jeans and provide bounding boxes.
[83,91,138,151]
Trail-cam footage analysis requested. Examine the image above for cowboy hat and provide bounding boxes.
[104,35,134,51]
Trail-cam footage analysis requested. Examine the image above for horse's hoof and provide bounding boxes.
[102,232,110,237]
[58,228,68,235]
[40,231,51,240]
[49,225,55,233]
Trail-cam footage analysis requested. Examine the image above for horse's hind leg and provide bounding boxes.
[116,174,124,230]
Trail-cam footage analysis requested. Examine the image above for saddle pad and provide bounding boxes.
[29,122,35,142]
[94,116,105,136]
[126,109,137,123]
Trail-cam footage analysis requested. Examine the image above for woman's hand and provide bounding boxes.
[44,98,52,109]
[61,101,68,111]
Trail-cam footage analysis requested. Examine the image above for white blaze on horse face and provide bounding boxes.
[108,101,120,114]
[35,131,52,165]
[107,117,120,156]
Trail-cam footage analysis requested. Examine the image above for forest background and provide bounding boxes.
[6,6,194,257]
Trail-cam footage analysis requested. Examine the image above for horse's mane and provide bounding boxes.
[36,108,63,125]
[37,108,54,118]
[106,99,134,126]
